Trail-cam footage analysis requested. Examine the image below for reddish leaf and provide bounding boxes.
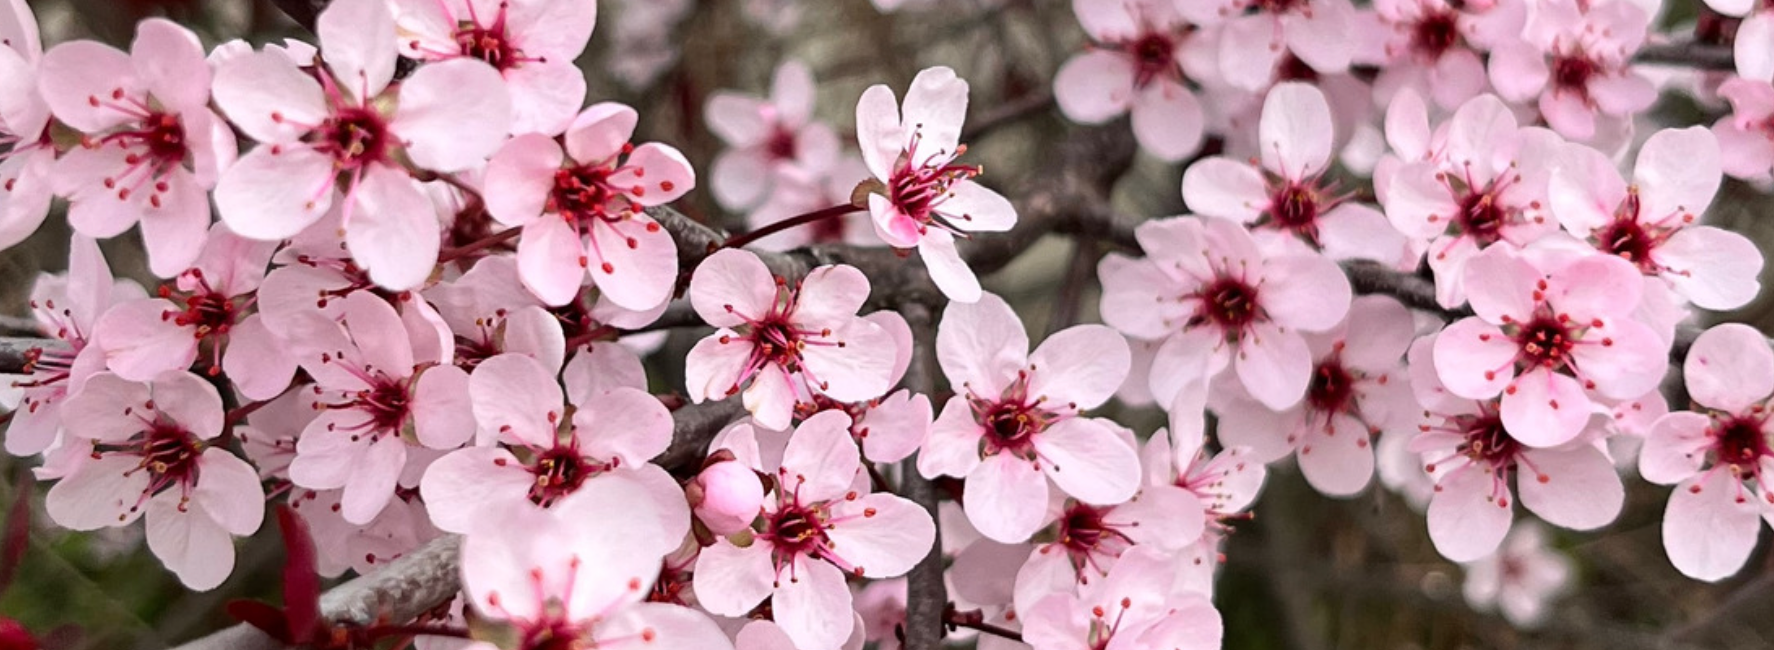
[0,475,31,595]
[0,617,34,650]
[276,505,322,643]
[226,600,292,643]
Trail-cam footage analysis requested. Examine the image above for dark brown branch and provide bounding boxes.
[897,301,948,650]
[1634,41,1736,70]
[266,0,329,30]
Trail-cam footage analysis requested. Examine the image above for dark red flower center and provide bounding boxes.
[550,164,620,219]
[765,503,830,558]
[527,446,598,507]
[1124,32,1178,88]
[1594,217,1657,270]
[316,107,390,169]
[1055,502,1133,572]
[456,24,519,69]
[1411,11,1460,60]
[1714,416,1770,468]
[767,126,798,161]
[1459,413,1519,468]
[1199,277,1261,334]
[1272,184,1320,231]
[1552,55,1596,92]
[1305,359,1357,414]
[1514,316,1575,369]
[1456,188,1508,244]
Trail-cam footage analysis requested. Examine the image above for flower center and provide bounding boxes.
[1272,183,1319,231]
[456,24,518,69]
[765,503,830,558]
[1594,217,1657,271]
[1055,502,1133,572]
[1513,316,1575,369]
[528,446,598,507]
[1551,54,1596,94]
[1411,11,1460,59]
[1714,416,1770,468]
[95,419,204,509]
[327,377,412,435]
[767,126,798,161]
[1305,358,1356,414]
[1123,32,1178,88]
[316,107,390,170]
[1458,413,1518,468]
[1198,277,1261,334]
[549,164,620,220]
[1456,188,1507,244]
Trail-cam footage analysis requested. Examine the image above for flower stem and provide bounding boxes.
[438,226,522,263]
[720,203,864,250]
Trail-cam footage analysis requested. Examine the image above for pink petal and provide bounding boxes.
[515,215,587,306]
[317,0,396,98]
[1297,413,1375,496]
[935,291,1029,398]
[574,387,671,465]
[855,84,903,181]
[1218,16,1284,92]
[1129,79,1205,161]
[1660,226,1764,311]
[1338,295,1414,371]
[213,145,335,240]
[504,0,598,60]
[964,452,1050,543]
[131,19,209,113]
[1548,142,1626,235]
[1053,51,1136,124]
[1149,327,1227,408]
[1663,470,1762,581]
[1282,0,1354,73]
[1485,42,1548,102]
[802,318,895,402]
[597,603,731,650]
[137,170,209,277]
[1236,322,1313,411]
[394,59,510,172]
[413,364,473,449]
[1569,317,1666,400]
[1181,157,1268,223]
[1033,417,1140,505]
[1500,368,1589,448]
[1026,324,1130,411]
[1640,412,1710,485]
[483,134,565,227]
[45,454,150,529]
[418,446,534,533]
[1259,81,1334,177]
[1432,317,1517,399]
[917,396,984,479]
[774,558,855,650]
[919,219,981,302]
[564,103,638,164]
[683,332,751,404]
[469,353,564,447]
[1383,163,1461,239]
[1462,245,1541,324]
[608,143,695,207]
[346,167,439,291]
[1517,445,1622,530]
[145,493,236,590]
[936,180,1016,233]
[1737,12,1774,82]
[150,371,225,439]
[903,66,968,165]
[93,299,198,381]
[825,492,936,577]
[770,60,816,125]
[563,341,648,401]
[1427,467,1513,561]
[1683,323,1774,413]
[705,94,769,147]
[503,60,585,136]
[780,410,862,504]
[211,51,327,144]
[192,448,267,535]
[857,390,932,463]
[37,40,137,133]
[1260,253,1352,332]
[586,211,676,310]
[689,248,777,327]
[710,147,772,210]
[339,435,405,524]
[1635,126,1721,222]
[692,539,776,615]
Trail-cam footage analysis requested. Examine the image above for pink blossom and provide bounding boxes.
[685,249,896,431]
[689,459,765,536]
[284,292,474,524]
[1640,323,1774,581]
[38,19,237,277]
[1177,0,1357,88]
[856,66,1016,302]
[483,103,693,310]
[1409,334,1624,562]
[1737,12,1774,82]
[461,480,732,650]
[1022,545,1222,650]
[1460,522,1573,628]
[1147,385,1269,539]
[289,487,441,578]
[1381,94,1562,307]
[393,0,597,135]
[705,60,840,212]
[1365,0,1517,109]
[45,371,264,590]
[1550,127,1762,310]
[1714,77,1774,182]
[1431,246,1666,448]
[1182,82,1408,266]
[0,0,53,253]
[1485,0,1652,140]
[694,411,935,650]
[1098,216,1352,410]
[211,0,511,290]
[1053,0,1210,161]
[1217,296,1418,496]
[918,292,1139,543]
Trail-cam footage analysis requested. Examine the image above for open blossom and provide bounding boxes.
[1099,216,1352,410]
[1714,77,1774,183]
[1550,127,1762,311]
[1176,0,1356,88]
[290,487,442,578]
[1022,544,1223,650]
[44,371,264,590]
[705,60,840,212]
[484,103,693,310]
[684,248,895,431]
[1054,0,1210,161]
[462,480,732,650]
[420,353,688,556]
[38,19,236,277]
[1640,323,1774,581]
[1182,82,1407,266]
[1217,296,1418,497]
[1364,0,1522,109]
[284,292,473,524]
[1409,334,1623,562]
[695,411,935,650]
[211,0,511,290]
[1461,522,1574,629]
[1432,246,1666,449]
[394,0,597,135]
[1486,0,1652,141]
[856,66,1016,303]
[1146,386,1268,547]
[0,0,54,253]
[918,292,1139,543]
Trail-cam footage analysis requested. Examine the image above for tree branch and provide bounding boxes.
[1634,41,1736,70]
[897,301,947,650]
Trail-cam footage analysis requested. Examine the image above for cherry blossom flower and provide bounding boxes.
[688,458,765,536]
[393,0,597,136]
[1550,127,1762,310]
[1176,0,1357,89]
[1022,545,1222,650]
[483,103,693,310]
[1460,521,1573,628]
[0,0,53,253]
[37,19,236,277]
[284,292,473,524]
[1432,246,1666,449]
[1641,323,1774,581]
[684,249,896,431]
[45,371,264,590]
[1217,296,1418,496]
[1182,82,1408,266]
[1054,0,1211,161]
[5,235,138,457]
[420,353,688,555]
[461,480,732,650]
[856,66,1016,302]
[1485,0,1652,141]
[694,411,935,650]
[1409,334,1623,562]
[705,60,840,212]
[1382,94,1562,307]
[1363,0,1521,109]
[1098,216,1352,410]
[1714,77,1774,182]
[1145,385,1268,548]
[918,292,1139,543]
[211,0,511,290]
[289,487,441,578]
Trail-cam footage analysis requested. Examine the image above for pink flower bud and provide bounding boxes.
[693,460,764,536]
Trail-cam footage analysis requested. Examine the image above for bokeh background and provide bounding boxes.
[3,0,1773,648]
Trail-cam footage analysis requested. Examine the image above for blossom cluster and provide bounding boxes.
[1,0,1772,646]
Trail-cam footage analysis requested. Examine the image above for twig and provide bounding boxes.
[1634,41,1736,70]
[961,89,1056,141]
[897,301,947,650]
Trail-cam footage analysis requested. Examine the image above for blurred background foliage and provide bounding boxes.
[4,0,1774,649]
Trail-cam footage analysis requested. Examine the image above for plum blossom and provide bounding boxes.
[1053,0,1210,161]
[284,292,473,524]
[684,249,895,431]
[483,103,693,310]
[461,480,732,650]
[1550,127,1762,310]
[1098,216,1352,410]
[37,19,237,277]
[289,487,441,578]
[1485,0,1653,140]
[1176,0,1356,88]
[1431,246,1666,449]
[1714,77,1774,182]
[694,411,935,650]
[1145,386,1268,550]
[1364,0,1522,109]
[1640,323,1774,581]
[1409,334,1624,562]
[393,0,597,135]
[1460,521,1573,628]
[856,66,1016,302]
[1217,296,1418,497]
[1182,82,1408,266]
[918,292,1139,543]
[44,371,264,590]
[211,0,511,290]
[1022,545,1222,650]
[0,0,54,253]
[705,60,841,213]
[420,353,688,555]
